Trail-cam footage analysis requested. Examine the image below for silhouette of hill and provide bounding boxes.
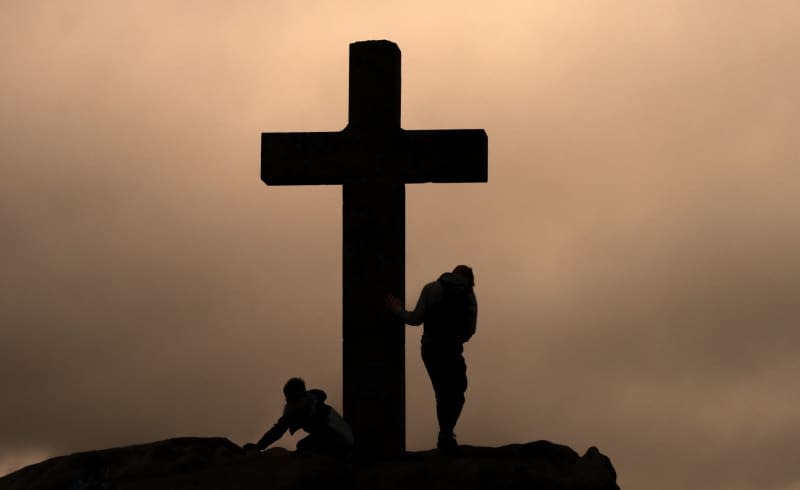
[0,437,618,490]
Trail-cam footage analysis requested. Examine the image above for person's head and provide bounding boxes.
[452,265,474,287]
[283,377,307,402]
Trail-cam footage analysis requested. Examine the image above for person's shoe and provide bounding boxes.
[437,433,460,455]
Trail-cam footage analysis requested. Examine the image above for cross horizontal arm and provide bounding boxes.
[262,129,487,185]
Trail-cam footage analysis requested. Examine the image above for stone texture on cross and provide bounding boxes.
[261,40,487,457]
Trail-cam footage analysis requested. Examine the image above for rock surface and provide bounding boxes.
[0,437,618,490]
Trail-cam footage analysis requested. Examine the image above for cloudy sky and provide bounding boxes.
[2,1,799,488]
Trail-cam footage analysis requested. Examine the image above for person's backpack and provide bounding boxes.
[428,279,475,343]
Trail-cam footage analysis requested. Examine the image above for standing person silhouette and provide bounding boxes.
[386,265,477,453]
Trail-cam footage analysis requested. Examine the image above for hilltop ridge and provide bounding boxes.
[0,437,618,490]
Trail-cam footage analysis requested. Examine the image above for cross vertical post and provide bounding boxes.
[343,42,405,457]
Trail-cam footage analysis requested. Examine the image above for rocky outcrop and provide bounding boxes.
[0,437,618,490]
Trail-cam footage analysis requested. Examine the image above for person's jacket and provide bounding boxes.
[397,272,478,345]
[255,389,354,450]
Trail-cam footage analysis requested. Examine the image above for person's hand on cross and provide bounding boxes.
[385,294,403,315]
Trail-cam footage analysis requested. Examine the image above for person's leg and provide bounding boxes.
[423,344,468,451]
[439,351,467,438]
[422,344,449,439]
[297,431,349,458]
[296,433,319,453]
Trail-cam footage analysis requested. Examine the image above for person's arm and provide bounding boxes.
[389,282,436,326]
[250,416,289,450]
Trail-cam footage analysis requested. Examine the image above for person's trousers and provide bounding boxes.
[296,430,348,458]
[421,342,467,437]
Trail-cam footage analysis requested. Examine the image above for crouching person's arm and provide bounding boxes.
[244,417,289,452]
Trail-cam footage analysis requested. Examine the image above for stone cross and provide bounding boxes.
[261,40,487,457]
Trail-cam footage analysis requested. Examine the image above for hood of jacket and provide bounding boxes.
[438,271,471,288]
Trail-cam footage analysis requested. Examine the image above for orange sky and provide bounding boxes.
[2,2,800,489]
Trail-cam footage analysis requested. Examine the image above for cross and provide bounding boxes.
[261,40,487,457]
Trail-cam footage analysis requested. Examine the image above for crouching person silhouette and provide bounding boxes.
[386,265,477,453]
[243,377,354,458]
